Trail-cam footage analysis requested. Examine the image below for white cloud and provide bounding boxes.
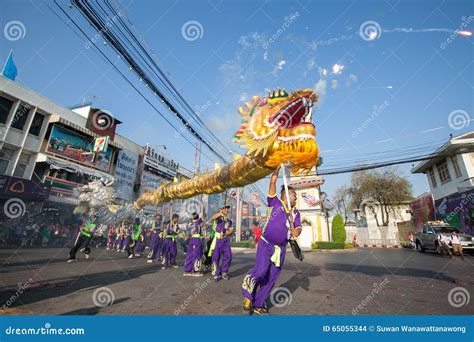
[314,79,327,105]
[332,63,345,74]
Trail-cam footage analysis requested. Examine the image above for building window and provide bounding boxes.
[0,146,15,174]
[28,112,45,136]
[13,153,31,178]
[451,156,462,178]
[427,168,437,188]
[0,96,14,124]
[436,160,451,184]
[11,104,31,131]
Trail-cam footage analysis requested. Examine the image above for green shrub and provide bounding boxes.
[311,241,355,250]
[331,214,346,243]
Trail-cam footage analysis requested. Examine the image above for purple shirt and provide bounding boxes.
[262,194,301,246]
[214,216,232,234]
[189,218,203,235]
[165,222,179,236]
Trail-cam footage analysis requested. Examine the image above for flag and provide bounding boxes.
[2,51,17,81]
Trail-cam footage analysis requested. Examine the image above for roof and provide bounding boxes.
[411,131,474,173]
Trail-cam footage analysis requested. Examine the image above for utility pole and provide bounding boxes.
[235,187,242,242]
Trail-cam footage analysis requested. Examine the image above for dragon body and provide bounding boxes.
[136,88,320,206]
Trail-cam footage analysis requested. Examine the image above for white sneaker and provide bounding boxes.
[172,265,178,269]
[85,254,90,259]
[147,259,153,263]
[183,272,192,276]
[67,259,76,263]
[192,272,204,277]
[161,266,166,270]
[128,254,134,259]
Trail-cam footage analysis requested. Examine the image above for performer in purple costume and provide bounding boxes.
[208,205,233,281]
[147,221,163,263]
[183,212,204,276]
[241,166,302,315]
[161,214,179,269]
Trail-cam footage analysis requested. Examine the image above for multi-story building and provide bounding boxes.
[412,132,474,234]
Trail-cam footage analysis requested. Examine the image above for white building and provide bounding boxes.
[411,132,474,200]
[289,172,330,248]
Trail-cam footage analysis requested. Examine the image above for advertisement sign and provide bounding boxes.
[140,171,163,195]
[47,125,112,172]
[114,150,139,201]
[144,144,178,179]
[0,175,51,200]
[435,189,474,235]
[410,192,435,230]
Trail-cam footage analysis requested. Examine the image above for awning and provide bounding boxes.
[39,154,114,182]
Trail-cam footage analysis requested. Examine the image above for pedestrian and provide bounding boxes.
[241,166,302,315]
[208,205,233,281]
[68,211,96,262]
[161,214,180,269]
[147,220,163,263]
[450,230,465,261]
[437,233,452,258]
[183,212,204,277]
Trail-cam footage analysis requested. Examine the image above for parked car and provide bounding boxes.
[414,222,474,255]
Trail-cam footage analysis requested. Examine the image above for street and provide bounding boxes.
[0,247,472,315]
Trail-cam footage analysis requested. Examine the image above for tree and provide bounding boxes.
[331,214,346,243]
[332,185,352,224]
[349,167,413,227]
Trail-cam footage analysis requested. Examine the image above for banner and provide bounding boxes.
[47,125,112,172]
[114,150,138,202]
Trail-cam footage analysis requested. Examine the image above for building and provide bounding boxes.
[288,171,330,248]
[412,132,474,234]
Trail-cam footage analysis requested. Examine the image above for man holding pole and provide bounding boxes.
[241,165,302,315]
[208,205,233,281]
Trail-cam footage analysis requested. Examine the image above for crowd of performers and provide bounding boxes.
[68,166,302,315]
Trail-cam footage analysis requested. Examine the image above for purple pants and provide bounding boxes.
[241,239,286,308]
[134,239,143,254]
[184,238,202,273]
[211,237,232,277]
[122,236,130,250]
[148,234,162,260]
[114,237,123,249]
[162,238,177,267]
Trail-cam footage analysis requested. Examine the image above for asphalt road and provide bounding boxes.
[0,246,473,315]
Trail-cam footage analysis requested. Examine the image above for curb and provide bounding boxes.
[357,244,401,249]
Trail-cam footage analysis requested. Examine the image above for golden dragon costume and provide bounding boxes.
[136,88,320,206]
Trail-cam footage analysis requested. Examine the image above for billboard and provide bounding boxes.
[114,150,139,201]
[47,125,112,172]
[435,189,474,235]
[410,192,435,230]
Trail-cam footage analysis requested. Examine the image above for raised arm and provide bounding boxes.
[269,166,280,197]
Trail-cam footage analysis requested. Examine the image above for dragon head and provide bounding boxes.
[234,88,319,174]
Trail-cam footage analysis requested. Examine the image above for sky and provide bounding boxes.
[1,0,473,203]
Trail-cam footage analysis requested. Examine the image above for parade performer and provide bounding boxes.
[161,214,180,269]
[241,166,302,315]
[106,225,116,250]
[68,210,97,262]
[208,205,233,281]
[147,220,163,263]
[183,212,204,276]
[128,218,143,259]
